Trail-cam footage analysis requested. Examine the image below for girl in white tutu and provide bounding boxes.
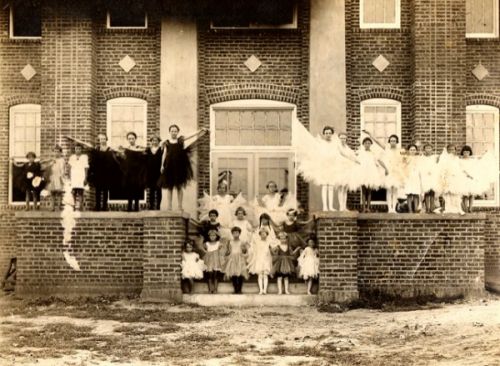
[224,227,249,294]
[437,145,465,214]
[298,236,320,295]
[357,137,389,212]
[247,227,273,295]
[336,133,361,211]
[459,145,497,213]
[181,239,205,294]
[254,213,279,248]
[320,126,337,211]
[420,143,439,213]
[203,230,225,294]
[402,144,422,213]
[232,207,254,243]
[364,131,404,213]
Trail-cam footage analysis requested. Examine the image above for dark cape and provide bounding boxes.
[145,146,163,188]
[121,148,147,192]
[88,146,121,190]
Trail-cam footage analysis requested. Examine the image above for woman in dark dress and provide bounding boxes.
[120,132,147,212]
[145,136,163,210]
[67,134,120,211]
[158,124,208,211]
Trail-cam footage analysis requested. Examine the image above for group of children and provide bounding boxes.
[293,118,497,214]
[11,125,208,211]
[182,206,319,295]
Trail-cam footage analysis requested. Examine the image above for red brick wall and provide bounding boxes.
[316,212,359,303]
[480,209,500,292]
[345,0,412,147]
[0,7,41,206]
[357,214,485,298]
[15,211,186,297]
[0,211,17,287]
[197,0,310,210]
[141,214,187,301]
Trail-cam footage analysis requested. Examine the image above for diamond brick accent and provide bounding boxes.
[244,55,262,73]
[119,55,136,73]
[21,64,37,81]
[472,63,489,81]
[372,55,390,73]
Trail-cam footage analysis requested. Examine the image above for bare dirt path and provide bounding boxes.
[0,294,499,366]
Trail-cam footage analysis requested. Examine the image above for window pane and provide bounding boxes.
[467,0,496,34]
[385,0,396,23]
[12,3,41,37]
[258,157,290,196]
[215,157,249,197]
[109,4,146,28]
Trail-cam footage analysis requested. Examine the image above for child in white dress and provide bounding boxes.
[68,144,89,211]
[232,207,254,243]
[47,145,66,211]
[420,143,438,213]
[181,239,205,294]
[403,144,422,213]
[298,236,320,295]
[247,227,273,295]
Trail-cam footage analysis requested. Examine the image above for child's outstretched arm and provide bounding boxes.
[377,159,389,176]
[9,158,25,167]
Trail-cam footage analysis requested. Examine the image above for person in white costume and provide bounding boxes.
[363,131,403,213]
[402,144,422,213]
[420,143,439,213]
[68,144,89,211]
[336,133,361,212]
[436,145,466,214]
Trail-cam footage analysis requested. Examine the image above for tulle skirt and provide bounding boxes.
[204,250,224,272]
[224,253,249,279]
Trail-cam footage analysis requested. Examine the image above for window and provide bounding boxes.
[10,3,42,39]
[107,97,147,201]
[466,0,499,38]
[210,100,296,199]
[466,105,500,206]
[360,98,402,203]
[9,104,41,203]
[107,4,147,29]
[210,0,297,29]
[360,0,400,29]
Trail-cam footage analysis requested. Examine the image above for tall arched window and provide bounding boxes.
[466,105,500,206]
[360,98,402,204]
[9,104,41,203]
[106,97,147,201]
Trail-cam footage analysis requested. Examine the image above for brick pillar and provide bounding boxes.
[411,0,466,149]
[316,212,359,303]
[41,1,96,155]
[141,212,187,301]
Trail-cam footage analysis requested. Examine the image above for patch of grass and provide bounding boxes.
[114,323,180,336]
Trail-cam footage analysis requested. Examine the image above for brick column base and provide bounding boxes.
[316,212,359,303]
[141,212,188,302]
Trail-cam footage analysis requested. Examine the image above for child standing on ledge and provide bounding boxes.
[298,236,320,295]
[11,151,43,211]
[68,144,89,211]
[247,227,273,295]
[46,145,66,211]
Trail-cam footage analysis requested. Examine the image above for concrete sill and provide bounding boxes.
[313,211,487,221]
[15,210,191,220]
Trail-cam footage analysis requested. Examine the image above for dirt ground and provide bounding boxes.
[0,293,499,366]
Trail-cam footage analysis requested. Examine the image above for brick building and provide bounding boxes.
[1,0,500,299]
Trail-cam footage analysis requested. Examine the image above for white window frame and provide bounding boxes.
[466,0,499,38]
[9,5,42,40]
[360,98,402,205]
[9,104,42,205]
[210,100,297,198]
[359,0,401,29]
[106,97,148,203]
[466,105,500,207]
[106,11,148,30]
[210,3,298,30]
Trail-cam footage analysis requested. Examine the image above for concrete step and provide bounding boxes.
[183,294,317,307]
[192,281,309,295]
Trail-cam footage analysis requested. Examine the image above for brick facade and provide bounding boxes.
[15,211,186,298]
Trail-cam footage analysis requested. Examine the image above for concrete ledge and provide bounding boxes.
[192,281,308,295]
[357,213,487,221]
[312,211,358,219]
[183,294,316,307]
[15,210,190,219]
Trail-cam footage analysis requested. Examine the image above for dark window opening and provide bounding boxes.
[108,4,147,28]
[210,0,297,28]
[11,3,41,38]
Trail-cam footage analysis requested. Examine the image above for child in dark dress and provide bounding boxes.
[158,124,208,211]
[120,132,147,212]
[11,152,43,210]
[145,136,163,210]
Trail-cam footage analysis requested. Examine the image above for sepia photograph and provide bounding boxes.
[0,0,499,365]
